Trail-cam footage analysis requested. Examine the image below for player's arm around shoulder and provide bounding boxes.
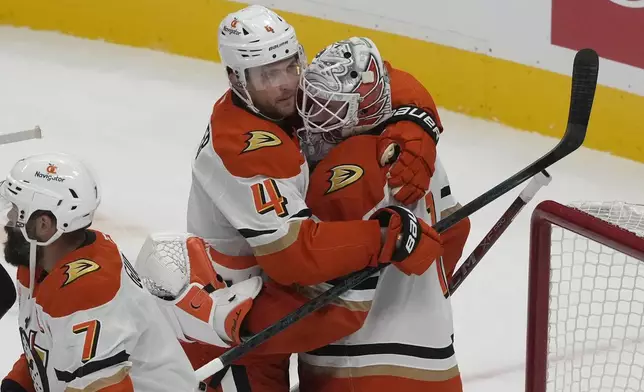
[193,118,383,287]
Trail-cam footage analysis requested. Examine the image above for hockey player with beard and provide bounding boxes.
[139,33,468,391]
[294,37,471,392]
[0,153,197,392]
[182,5,448,390]
[186,4,441,288]
[136,35,469,391]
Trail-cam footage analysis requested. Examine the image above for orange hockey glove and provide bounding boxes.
[370,206,443,276]
[377,105,441,205]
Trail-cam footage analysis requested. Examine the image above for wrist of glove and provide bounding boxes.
[1,379,29,392]
[369,206,443,276]
[377,105,441,205]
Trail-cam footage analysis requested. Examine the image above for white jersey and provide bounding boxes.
[187,92,309,260]
[300,134,469,391]
[6,230,197,392]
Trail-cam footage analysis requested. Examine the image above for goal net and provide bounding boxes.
[526,200,644,392]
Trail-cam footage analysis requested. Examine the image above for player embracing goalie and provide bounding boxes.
[0,5,470,392]
[132,4,470,392]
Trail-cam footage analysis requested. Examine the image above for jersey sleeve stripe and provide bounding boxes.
[55,350,130,383]
[252,220,302,257]
[290,208,313,219]
[239,209,311,240]
[440,203,462,220]
[440,186,451,198]
[308,342,455,360]
[238,228,278,239]
[64,367,132,392]
[293,284,373,312]
[299,361,460,382]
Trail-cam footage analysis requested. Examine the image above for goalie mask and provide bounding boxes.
[297,36,392,144]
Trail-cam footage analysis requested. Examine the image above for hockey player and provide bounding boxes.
[0,153,197,392]
[294,37,471,391]
[186,4,442,289]
[183,5,448,390]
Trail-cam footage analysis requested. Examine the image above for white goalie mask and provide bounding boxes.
[218,5,306,120]
[297,36,392,144]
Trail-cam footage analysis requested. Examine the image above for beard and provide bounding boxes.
[3,226,41,268]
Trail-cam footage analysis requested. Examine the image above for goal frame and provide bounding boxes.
[525,200,644,392]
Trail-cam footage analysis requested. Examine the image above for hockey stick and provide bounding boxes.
[0,263,16,320]
[285,168,551,392]
[449,169,552,293]
[195,48,599,387]
[0,126,42,145]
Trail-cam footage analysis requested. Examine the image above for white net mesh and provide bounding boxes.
[138,236,189,300]
[547,202,644,392]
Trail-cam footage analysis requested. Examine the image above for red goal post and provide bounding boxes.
[526,200,644,392]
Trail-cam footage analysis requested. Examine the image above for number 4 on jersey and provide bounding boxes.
[251,179,289,217]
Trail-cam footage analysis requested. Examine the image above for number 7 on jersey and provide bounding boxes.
[73,320,101,363]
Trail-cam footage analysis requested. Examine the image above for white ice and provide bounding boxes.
[0,26,643,391]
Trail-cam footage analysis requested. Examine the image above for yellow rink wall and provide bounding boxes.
[1,0,643,163]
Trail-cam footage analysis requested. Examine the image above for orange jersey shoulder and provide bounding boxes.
[306,135,387,222]
[386,62,444,131]
[35,230,125,318]
[209,91,304,179]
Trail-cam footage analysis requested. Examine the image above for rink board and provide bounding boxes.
[1,0,642,162]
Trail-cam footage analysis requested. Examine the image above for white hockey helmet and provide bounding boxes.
[0,152,101,246]
[297,37,392,143]
[218,5,305,115]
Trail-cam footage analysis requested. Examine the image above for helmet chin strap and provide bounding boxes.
[28,241,37,300]
[23,227,64,299]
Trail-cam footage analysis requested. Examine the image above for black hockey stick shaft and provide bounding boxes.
[449,170,552,293]
[195,48,599,385]
[0,263,17,320]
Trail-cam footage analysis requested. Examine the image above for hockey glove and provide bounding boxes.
[370,206,443,276]
[0,379,30,392]
[377,105,441,205]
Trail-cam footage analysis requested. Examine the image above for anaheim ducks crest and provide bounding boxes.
[242,130,282,153]
[326,164,364,194]
[62,259,101,287]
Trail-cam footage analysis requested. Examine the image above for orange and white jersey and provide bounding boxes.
[300,135,470,392]
[187,91,384,287]
[4,230,197,392]
[188,91,310,260]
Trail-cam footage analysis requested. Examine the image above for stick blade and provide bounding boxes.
[0,126,43,145]
[570,48,599,128]
[559,48,599,154]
